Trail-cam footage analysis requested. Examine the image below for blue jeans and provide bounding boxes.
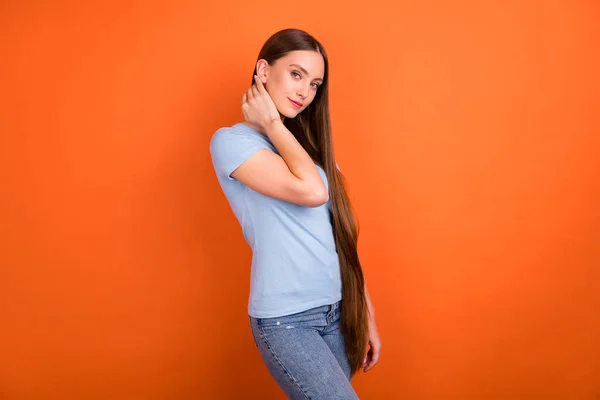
[249,300,359,399]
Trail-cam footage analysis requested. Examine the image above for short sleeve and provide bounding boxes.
[209,128,268,181]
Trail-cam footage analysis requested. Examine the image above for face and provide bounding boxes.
[256,50,325,118]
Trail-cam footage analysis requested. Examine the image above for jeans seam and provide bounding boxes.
[249,317,259,348]
[258,322,311,400]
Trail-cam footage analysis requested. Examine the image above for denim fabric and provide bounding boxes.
[249,300,359,399]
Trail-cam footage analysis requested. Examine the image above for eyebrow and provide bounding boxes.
[289,64,323,82]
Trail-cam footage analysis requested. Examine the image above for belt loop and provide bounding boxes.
[326,303,334,319]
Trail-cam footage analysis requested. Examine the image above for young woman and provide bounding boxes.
[209,28,381,399]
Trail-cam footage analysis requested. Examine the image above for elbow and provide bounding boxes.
[306,187,329,208]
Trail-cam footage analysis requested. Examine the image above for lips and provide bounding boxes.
[288,98,303,107]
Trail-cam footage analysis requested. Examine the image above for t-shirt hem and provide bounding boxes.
[248,294,343,319]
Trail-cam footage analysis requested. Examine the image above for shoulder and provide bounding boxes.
[210,124,261,144]
[210,124,272,154]
[210,126,242,153]
[209,124,273,178]
[210,125,237,144]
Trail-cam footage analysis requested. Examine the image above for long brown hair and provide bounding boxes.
[251,28,369,375]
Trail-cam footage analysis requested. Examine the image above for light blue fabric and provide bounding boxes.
[209,122,342,318]
[249,300,359,398]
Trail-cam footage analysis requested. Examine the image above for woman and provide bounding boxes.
[209,28,381,399]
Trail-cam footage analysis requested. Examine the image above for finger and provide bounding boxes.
[365,359,379,372]
[362,347,370,370]
[365,348,380,372]
[251,83,259,97]
[241,92,247,104]
[370,351,380,368]
[254,74,266,93]
[247,87,253,101]
[364,358,374,372]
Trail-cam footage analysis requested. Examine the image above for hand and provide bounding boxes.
[363,316,381,373]
[241,74,280,132]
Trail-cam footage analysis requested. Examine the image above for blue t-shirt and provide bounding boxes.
[209,122,342,318]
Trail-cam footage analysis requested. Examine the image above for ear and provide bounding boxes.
[255,59,269,83]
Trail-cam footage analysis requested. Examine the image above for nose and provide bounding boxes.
[297,82,310,99]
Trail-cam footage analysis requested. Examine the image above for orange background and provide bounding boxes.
[1,1,599,399]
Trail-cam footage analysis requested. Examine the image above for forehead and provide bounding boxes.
[276,50,325,78]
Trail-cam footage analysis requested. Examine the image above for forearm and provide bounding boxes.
[265,119,327,195]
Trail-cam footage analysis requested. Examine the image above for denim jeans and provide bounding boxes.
[249,300,359,399]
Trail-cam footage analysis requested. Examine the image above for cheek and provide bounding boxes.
[266,78,284,99]
[280,74,298,93]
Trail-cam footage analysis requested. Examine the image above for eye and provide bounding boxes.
[292,71,320,90]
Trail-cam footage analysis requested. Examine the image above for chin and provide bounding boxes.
[283,111,300,119]
[277,105,300,119]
